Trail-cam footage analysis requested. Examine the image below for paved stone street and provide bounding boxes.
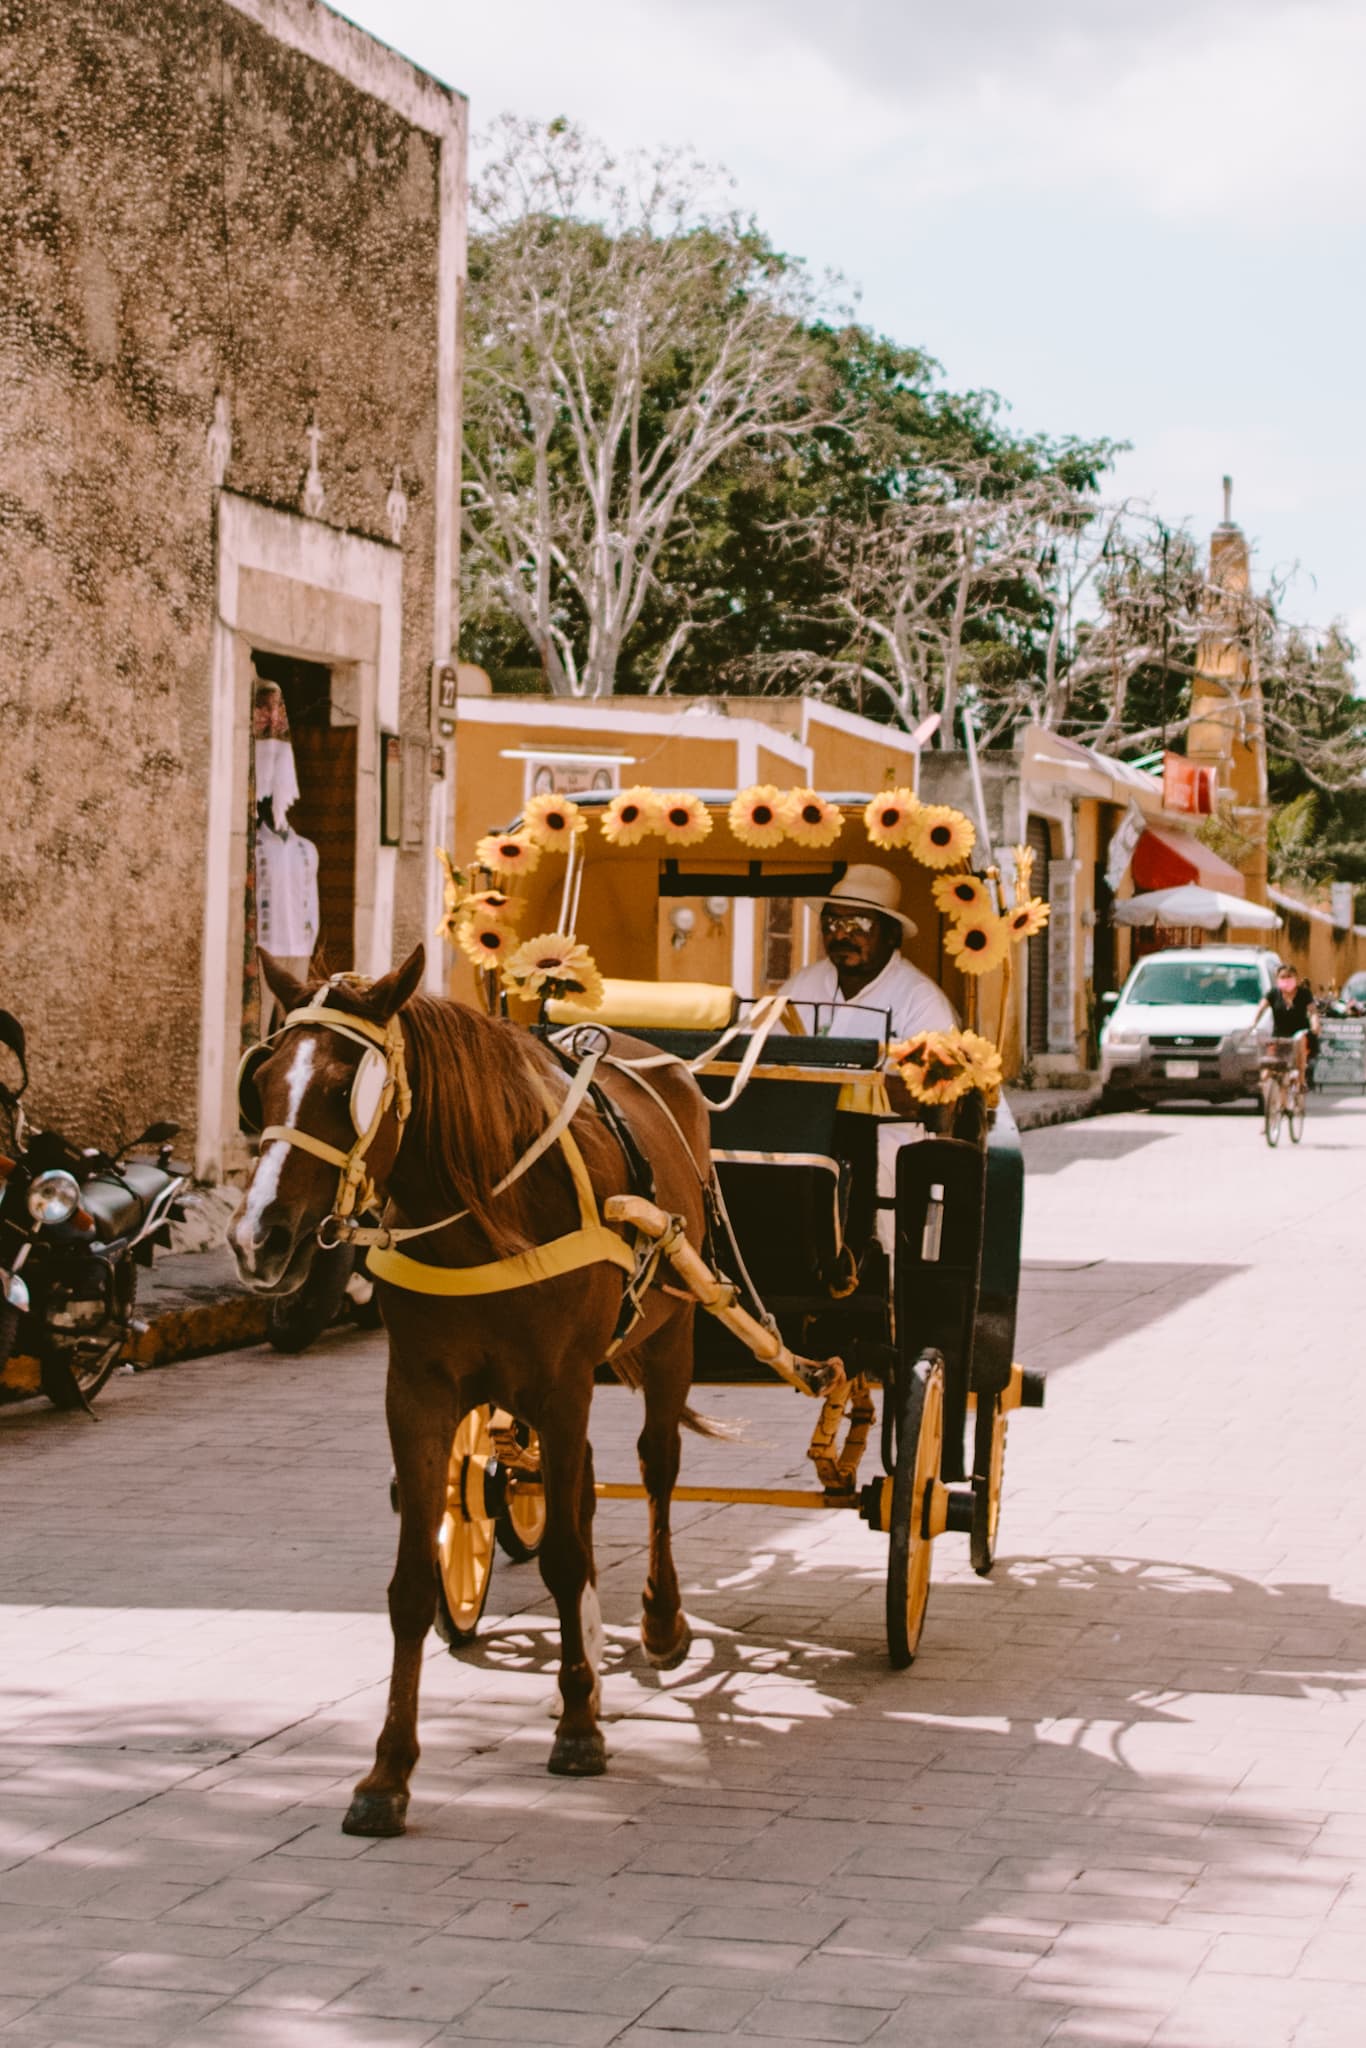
[5,1099,1366,2046]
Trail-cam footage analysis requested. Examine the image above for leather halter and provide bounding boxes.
[258,998,635,1297]
[259,1004,411,1231]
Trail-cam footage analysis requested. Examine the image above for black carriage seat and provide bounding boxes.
[627,1028,885,1299]
[81,1161,167,1243]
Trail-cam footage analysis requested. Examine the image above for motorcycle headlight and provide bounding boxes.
[26,1169,81,1226]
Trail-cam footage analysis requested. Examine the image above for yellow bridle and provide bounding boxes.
[259,1004,411,1230]
[257,1000,635,1297]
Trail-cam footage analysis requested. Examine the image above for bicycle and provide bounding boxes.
[1260,1037,1307,1147]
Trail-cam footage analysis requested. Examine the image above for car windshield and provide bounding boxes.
[1126,961,1263,1006]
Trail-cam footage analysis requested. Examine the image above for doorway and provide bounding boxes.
[248,651,358,1037]
[1025,815,1053,1059]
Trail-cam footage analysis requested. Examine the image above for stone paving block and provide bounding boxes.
[438,2003,623,2045]
[165,1877,329,1930]
[638,1982,765,2032]
[179,2009,445,2046]
[230,1961,374,2011]
[742,1995,886,2041]
[14,1981,225,2040]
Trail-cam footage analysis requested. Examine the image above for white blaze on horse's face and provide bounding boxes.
[231,1036,318,1277]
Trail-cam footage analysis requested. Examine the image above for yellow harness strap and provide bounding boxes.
[365,1101,636,1298]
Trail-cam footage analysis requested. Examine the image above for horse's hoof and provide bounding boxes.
[547,1728,607,1777]
[342,1790,409,1837]
[643,1614,692,1670]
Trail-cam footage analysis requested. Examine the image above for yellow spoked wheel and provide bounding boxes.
[496,1425,547,1564]
[970,1392,1008,1578]
[434,1408,497,1651]
[886,1351,946,1669]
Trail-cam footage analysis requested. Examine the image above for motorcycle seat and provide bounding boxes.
[82,1161,170,1243]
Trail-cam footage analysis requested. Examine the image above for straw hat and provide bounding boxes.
[821,864,918,940]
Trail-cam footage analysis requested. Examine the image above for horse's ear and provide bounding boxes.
[258,948,311,1019]
[369,945,426,1020]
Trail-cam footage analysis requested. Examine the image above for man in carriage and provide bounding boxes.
[778,862,957,1260]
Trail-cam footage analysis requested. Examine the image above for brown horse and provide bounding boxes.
[230,945,712,1835]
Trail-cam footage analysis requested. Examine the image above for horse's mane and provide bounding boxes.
[395,996,563,1255]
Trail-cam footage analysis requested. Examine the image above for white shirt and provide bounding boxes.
[780,951,956,1048]
[256,826,320,959]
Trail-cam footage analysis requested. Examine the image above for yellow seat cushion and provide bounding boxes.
[548,979,738,1032]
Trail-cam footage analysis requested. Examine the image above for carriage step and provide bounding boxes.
[1018,1369,1046,1409]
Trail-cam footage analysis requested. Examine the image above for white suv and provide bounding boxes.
[1100,947,1280,1108]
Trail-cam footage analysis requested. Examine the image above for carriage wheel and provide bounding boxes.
[434,1408,497,1650]
[886,1351,946,1669]
[496,1425,547,1563]
[969,1392,1008,1577]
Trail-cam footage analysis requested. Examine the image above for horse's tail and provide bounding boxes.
[682,1402,743,1441]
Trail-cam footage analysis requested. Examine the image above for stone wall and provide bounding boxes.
[1,0,456,1147]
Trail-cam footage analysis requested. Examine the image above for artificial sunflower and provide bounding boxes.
[1005,896,1050,941]
[909,805,977,870]
[457,909,514,969]
[521,790,587,853]
[956,1028,1005,1096]
[658,792,713,846]
[473,829,541,877]
[782,788,842,849]
[889,1031,974,1107]
[864,788,920,851]
[729,784,788,849]
[932,873,993,919]
[600,786,662,846]
[943,909,1010,976]
[502,932,605,1010]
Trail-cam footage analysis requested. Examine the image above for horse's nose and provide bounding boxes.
[230,1200,299,1286]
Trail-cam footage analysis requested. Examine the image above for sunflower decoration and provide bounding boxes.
[956,1028,1005,1097]
[909,804,976,870]
[1005,896,1050,942]
[457,909,516,970]
[474,829,542,877]
[658,791,713,846]
[943,908,1011,976]
[729,784,789,850]
[438,880,524,949]
[501,931,604,1011]
[782,788,842,849]
[932,872,993,920]
[888,1031,974,1107]
[864,788,920,851]
[600,786,662,846]
[521,790,587,854]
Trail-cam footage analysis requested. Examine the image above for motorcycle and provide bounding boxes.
[0,1009,190,1411]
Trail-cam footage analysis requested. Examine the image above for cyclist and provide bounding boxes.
[1254,962,1318,1089]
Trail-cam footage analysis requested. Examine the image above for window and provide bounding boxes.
[762,897,795,988]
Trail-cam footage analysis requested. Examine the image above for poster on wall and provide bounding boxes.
[521,753,622,801]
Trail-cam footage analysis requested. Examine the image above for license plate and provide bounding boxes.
[1165,1060,1200,1079]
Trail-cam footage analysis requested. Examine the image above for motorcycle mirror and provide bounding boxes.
[132,1121,180,1148]
[0,1011,28,1092]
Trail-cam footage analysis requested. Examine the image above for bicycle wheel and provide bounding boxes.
[1288,1075,1307,1144]
[1263,1075,1283,1148]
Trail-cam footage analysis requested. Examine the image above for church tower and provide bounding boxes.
[1185,479,1269,904]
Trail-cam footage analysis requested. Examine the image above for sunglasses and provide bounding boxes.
[821,910,878,937]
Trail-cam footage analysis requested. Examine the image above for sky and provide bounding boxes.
[339,0,1364,649]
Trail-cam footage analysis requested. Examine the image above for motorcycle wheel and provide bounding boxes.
[42,1262,136,1411]
[267,1244,356,1354]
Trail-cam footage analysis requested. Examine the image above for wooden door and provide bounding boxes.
[290,725,357,975]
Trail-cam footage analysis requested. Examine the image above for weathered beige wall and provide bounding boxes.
[1,0,456,1146]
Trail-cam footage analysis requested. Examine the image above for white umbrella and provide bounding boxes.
[1113,884,1281,931]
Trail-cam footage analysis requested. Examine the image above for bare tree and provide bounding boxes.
[761,460,1093,739]
[461,118,830,699]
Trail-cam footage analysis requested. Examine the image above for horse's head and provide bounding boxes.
[230,945,425,1292]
